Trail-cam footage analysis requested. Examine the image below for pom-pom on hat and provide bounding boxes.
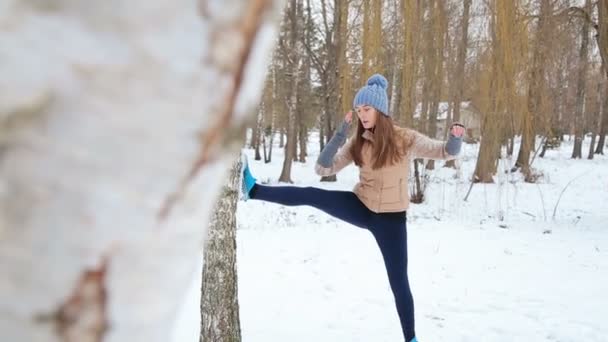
[353,74,389,116]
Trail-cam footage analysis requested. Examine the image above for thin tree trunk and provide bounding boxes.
[588,80,603,159]
[319,114,325,151]
[504,135,512,156]
[0,1,284,341]
[254,107,264,161]
[279,0,301,183]
[474,0,517,182]
[282,116,297,181]
[298,123,308,162]
[542,55,568,158]
[361,0,383,79]
[263,134,268,162]
[361,0,372,79]
[320,0,348,183]
[390,64,402,119]
[598,0,608,81]
[400,0,420,127]
[445,0,471,169]
[201,159,241,342]
[250,122,258,148]
[337,0,352,117]
[452,0,471,126]
[292,115,298,162]
[266,64,278,164]
[424,0,446,171]
[298,0,313,164]
[411,159,424,203]
[595,82,608,154]
[595,0,608,154]
[516,0,551,179]
[266,128,275,163]
[391,67,404,121]
[572,0,592,159]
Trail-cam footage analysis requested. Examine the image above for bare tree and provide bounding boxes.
[595,0,608,80]
[361,0,383,79]
[474,0,521,182]
[423,0,448,171]
[400,0,421,128]
[314,0,351,183]
[265,63,279,164]
[572,0,592,159]
[588,78,603,159]
[252,106,264,160]
[279,0,303,183]
[595,0,608,154]
[445,0,472,169]
[515,0,552,179]
[596,80,608,154]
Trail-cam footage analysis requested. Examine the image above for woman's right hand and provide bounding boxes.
[345,110,353,124]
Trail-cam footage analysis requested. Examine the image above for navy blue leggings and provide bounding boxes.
[250,184,415,341]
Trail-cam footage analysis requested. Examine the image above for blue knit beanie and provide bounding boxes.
[353,74,389,116]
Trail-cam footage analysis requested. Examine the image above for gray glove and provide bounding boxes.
[445,123,464,156]
[317,121,350,167]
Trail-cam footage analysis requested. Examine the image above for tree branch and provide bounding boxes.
[523,5,599,32]
[301,37,326,75]
[564,6,599,31]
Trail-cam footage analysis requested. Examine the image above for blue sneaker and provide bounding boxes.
[410,338,418,342]
[240,154,257,201]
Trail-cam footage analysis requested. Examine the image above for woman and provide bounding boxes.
[240,74,465,342]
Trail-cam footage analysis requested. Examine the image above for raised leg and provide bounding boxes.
[251,184,371,229]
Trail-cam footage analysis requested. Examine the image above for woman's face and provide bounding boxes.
[355,105,378,129]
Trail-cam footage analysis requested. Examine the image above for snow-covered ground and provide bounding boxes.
[235,134,608,342]
[173,134,608,342]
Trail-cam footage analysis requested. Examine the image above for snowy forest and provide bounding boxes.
[1,0,607,341]
[254,0,608,182]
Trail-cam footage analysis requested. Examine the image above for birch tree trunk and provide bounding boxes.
[200,159,241,342]
[0,1,283,341]
[254,107,264,161]
[266,65,278,164]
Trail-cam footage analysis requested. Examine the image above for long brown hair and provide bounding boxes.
[349,111,407,169]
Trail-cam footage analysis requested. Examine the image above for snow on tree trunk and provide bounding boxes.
[0,1,284,341]
[200,159,241,341]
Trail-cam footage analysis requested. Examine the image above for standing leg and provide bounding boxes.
[250,184,370,229]
[369,213,415,342]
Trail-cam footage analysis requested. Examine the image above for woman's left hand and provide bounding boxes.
[450,123,466,138]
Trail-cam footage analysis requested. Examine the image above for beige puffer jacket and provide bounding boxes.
[315,126,457,213]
